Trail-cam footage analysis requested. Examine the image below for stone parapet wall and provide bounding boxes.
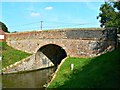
[6,30,66,40]
[6,28,115,41]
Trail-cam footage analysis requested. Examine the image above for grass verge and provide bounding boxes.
[48,48,120,88]
[0,42,31,68]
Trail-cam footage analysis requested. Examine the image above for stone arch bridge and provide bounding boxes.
[3,28,116,73]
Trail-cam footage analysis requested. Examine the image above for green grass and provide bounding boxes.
[0,42,31,68]
[48,48,120,88]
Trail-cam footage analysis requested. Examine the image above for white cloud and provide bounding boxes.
[30,12,40,17]
[45,6,53,10]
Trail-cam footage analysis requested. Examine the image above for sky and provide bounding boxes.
[1,1,105,32]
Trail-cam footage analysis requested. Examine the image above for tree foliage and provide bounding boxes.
[97,1,120,33]
[0,21,9,33]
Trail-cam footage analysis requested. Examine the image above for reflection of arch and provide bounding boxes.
[37,44,67,66]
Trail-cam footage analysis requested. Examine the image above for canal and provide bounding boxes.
[2,67,55,88]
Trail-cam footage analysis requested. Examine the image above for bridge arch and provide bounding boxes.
[37,44,67,66]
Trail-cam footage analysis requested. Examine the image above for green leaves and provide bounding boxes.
[0,21,9,33]
[97,1,120,33]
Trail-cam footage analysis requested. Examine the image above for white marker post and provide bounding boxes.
[70,64,74,71]
[0,57,2,61]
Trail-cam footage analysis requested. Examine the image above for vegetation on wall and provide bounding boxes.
[1,42,31,68]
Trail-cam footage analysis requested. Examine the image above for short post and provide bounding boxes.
[70,64,74,71]
[0,56,2,61]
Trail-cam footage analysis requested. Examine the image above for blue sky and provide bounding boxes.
[1,2,104,32]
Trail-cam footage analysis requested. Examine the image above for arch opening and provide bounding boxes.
[37,44,67,66]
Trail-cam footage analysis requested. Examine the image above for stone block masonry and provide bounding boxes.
[6,28,116,58]
[2,28,116,74]
[2,53,54,74]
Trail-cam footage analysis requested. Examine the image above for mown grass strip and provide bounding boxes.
[48,48,120,88]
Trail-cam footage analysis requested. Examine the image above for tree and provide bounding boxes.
[97,1,120,33]
[0,21,9,33]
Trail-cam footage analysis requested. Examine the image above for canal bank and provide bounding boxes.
[48,48,120,88]
[47,57,68,87]
[2,67,55,88]
[2,57,68,88]
[2,53,54,74]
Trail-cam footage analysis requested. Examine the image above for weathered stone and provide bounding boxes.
[2,53,54,74]
[2,28,117,73]
[5,28,116,57]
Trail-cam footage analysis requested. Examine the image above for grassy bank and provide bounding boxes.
[48,48,120,88]
[0,42,31,68]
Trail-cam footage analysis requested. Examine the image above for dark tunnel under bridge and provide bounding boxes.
[37,44,67,67]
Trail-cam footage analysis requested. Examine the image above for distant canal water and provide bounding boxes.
[2,67,55,88]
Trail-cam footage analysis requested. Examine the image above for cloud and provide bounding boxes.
[45,6,53,10]
[30,12,40,17]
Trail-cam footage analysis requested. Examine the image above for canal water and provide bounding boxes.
[2,67,55,88]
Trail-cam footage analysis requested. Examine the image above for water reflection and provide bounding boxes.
[2,67,55,88]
